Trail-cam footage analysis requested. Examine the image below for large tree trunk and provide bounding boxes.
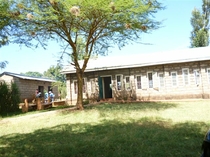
[76,69,84,110]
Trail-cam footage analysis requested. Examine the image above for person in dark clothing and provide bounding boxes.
[201,130,210,157]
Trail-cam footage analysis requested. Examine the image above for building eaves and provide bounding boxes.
[62,46,210,74]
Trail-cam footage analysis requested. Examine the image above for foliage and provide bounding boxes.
[43,65,65,82]
[0,0,11,70]
[43,65,66,99]
[190,0,210,47]
[21,71,43,77]
[52,80,66,99]
[0,61,8,70]
[0,81,21,115]
[0,0,10,47]
[8,0,164,109]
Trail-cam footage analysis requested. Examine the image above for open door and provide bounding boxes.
[98,77,103,99]
[103,77,112,99]
[98,76,112,99]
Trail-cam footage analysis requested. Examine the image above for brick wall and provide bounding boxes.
[66,60,210,105]
[0,75,58,102]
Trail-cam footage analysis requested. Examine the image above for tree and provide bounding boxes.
[190,0,210,47]
[9,0,164,109]
[0,0,10,47]
[0,61,8,70]
[43,65,66,99]
[21,71,43,77]
[43,65,65,82]
[0,0,12,70]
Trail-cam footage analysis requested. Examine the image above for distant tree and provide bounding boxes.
[9,0,164,109]
[190,0,210,47]
[43,65,65,82]
[21,71,43,77]
[43,65,66,99]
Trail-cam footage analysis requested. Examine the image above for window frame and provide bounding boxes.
[147,72,153,88]
[171,71,178,87]
[90,78,96,93]
[193,69,200,85]
[116,74,123,91]
[136,75,142,90]
[182,68,189,85]
[158,73,164,88]
[124,76,131,90]
[207,68,210,84]
[73,78,87,94]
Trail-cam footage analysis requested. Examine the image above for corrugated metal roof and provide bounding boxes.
[0,72,56,82]
[62,46,210,74]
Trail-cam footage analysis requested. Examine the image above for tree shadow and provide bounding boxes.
[0,118,206,157]
[84,101,178,112]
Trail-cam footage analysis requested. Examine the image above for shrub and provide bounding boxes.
[0,81,21,114]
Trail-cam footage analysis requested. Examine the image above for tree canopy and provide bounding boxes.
[8,0,164,109]
[190,0,210,47]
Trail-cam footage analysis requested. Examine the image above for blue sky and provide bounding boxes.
[0,0,203,74]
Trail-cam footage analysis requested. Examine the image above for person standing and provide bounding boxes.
[35,89,41,98]
[49,90,55,102]
[44,90,49,103]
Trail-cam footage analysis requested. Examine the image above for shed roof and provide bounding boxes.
[62,46,210,74]
[0,72,56,82]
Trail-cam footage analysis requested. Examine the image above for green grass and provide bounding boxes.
[0,101,209,157]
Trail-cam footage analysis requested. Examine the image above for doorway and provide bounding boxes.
[98,76,112,99]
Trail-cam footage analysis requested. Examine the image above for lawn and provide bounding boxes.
[0,100,210,157]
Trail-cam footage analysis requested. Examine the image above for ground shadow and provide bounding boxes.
[0,118,206,157]
[84,101,178,112]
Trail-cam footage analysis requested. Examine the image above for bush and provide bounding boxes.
[0,81,21,114]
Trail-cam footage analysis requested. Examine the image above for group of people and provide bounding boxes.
[35,89,55,102]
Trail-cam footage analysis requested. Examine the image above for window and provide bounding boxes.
[182,68,189,85]
[171,72,177,86]
[38,86,44,97]
[73,78,86,94]
[90,79,96,93]
[159,73,164,87]
[116,75,122,90]
[194,69,200,85]
[74,81,78,94]
[148,72,153,88]
[136,75,142,89]
[125,76,130,90]
[207,68,210,83]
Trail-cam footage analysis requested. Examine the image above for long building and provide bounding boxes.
[62,46,210,105]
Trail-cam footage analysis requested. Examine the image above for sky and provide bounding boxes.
[0,0,204,74]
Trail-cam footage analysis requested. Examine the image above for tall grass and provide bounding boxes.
[0,101,209,157]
